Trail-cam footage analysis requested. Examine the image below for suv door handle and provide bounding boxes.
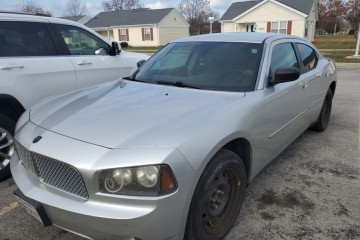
[0,64,24,70]
[77,60,92,65]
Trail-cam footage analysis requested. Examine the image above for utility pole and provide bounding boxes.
[355,23,360,57]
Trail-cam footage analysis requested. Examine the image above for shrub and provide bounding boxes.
[120,42,129,48]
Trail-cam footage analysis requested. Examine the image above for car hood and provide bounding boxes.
[30,80,245,149]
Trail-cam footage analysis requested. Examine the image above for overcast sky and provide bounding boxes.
[0,0,239,17]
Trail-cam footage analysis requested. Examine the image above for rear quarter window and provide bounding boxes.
[0,22,57,57]
[296,43,318,73]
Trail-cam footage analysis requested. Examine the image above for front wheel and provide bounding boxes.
[185,149,246,240]
[311,88,333,132]
[0,114,16,181]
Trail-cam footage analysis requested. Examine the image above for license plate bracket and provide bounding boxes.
[13,188,52,227]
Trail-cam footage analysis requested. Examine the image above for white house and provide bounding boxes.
[219,0,318,41]
[86,8,190,47]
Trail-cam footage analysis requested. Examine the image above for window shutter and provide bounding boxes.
[118,29,121,41]
[126,29,129,41]
[267,22,271,32]
[141,28,145,41]
[287,21,292,35]
[150,27,154,41]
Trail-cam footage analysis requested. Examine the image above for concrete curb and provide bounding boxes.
[336,63,360,68]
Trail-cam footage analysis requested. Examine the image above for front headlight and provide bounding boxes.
[99,165,177,196]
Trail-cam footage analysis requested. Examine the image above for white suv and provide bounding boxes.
[0,12,149,181]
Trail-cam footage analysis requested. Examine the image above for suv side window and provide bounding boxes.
[55,24,111,56]
[296,43,318,72]
[270,43,299,79]
[0,22,57,57]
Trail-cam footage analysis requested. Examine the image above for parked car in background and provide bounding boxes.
[11,33,336,240]
[0,11,149,181]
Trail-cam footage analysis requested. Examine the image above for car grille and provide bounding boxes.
[15,142,89,199]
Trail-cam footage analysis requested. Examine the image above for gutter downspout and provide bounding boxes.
[156,24,160,47]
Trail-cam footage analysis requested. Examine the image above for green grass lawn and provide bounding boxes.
[313,35,356,49]
[321,50,360,63]
[313,35,360,63]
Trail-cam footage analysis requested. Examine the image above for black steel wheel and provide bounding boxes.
[0,114,16,181]
[185,149,246,240]
[311,88,333,132]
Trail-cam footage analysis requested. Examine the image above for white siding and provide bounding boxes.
[306,4,317,41]
[97,30,108,39]
[238,1,306,37]
[222,1,309,38]
[159,10,189,28]
[236,1,304,23]
[113,26,160,47]
[222,22,235,32]
[103,10,189,47]
[158,10,189,46]
[159,27,189,46]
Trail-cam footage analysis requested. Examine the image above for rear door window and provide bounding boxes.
[0,22,57,57]
[270,42,299,78]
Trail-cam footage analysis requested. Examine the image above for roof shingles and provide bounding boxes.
[86,8,174,28]
[220,0,315,21]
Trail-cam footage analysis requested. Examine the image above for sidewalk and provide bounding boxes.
[319,49,356,52]
[336,62,360,68]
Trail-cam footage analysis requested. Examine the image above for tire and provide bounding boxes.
[0,114,16,181]
[311,88,333,132]
[185,149,247,240]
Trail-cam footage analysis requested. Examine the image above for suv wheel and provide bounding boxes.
[0,114,16,181]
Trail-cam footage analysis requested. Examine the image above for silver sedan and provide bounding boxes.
[11,33,336,240]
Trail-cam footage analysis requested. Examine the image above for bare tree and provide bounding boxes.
[18,0,53,16]
[178,0,215,35]
[102,0,144,11]
[62,0,87,16]
[317,0,346,34]
[344,0,360,34]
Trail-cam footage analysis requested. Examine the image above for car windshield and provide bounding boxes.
[133,41,264,92]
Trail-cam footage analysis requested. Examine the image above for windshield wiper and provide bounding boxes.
[157,80,200,89]
[122,76,145,82]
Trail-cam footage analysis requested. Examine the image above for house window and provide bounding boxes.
[271,21,287,34]
[119,29,128,41]
[144,27,151,41]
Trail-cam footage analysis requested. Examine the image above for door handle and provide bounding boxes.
[302,83,308,90]
[0,64,24,70]
[77,60,92,65]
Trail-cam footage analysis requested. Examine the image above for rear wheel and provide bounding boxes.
[311,88,333,132]
[185,149,246,240]
[0,114,16,181]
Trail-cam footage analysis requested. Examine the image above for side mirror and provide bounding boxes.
[270,67,300,85]
[111,42,121,56]
[137,59,146,68]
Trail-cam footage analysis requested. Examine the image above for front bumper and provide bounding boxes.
[10,124,196,240]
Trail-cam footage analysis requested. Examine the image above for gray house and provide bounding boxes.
[86,8,189,47]
[219,0,318,41]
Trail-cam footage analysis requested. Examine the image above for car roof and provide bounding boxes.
[173,32,304,44]
[0,12,82,26]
